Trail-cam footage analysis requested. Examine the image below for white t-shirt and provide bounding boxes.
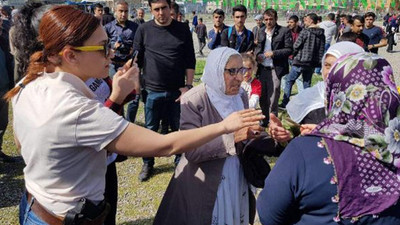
[84,78,118,165]
[12,72,129,216]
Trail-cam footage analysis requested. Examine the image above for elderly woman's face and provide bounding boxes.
[224,55,244,95]
[322,54,337,81]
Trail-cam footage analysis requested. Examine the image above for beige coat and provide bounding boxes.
[154,84,254,225]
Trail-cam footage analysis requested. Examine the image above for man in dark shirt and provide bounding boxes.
[102,7,115,26]
[349,15,370,51]
[105,0,139,124]
[221,4,254,53]
[207,9,228,50]
[254,8,293,126]
[281,13,325,108]
[93,3,104,24]
[134,0,195,182]
[195,18,207,55]
[191,10,197,32]
[105,1,138,74]
[363,12,387,53]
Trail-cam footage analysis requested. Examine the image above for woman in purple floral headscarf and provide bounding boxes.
[257,52,400,225]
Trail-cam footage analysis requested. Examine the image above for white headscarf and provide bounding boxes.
[201,47,244,119]
[287,42,365,123]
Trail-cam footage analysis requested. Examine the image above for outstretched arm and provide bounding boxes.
[106,109,264,157]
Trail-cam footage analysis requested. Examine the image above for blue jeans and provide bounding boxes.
[126,94,140,123]
[143,89,181,166]
[281,65,314,106]
[314,43,331,75]
[19,192,48,225]
[109,63,140,123]
[280,59,303,94]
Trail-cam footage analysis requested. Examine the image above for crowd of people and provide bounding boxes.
[0,1,400,225]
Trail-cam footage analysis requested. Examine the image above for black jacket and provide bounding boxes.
[221,26,254,53]
[292,26,325,67]
[254,25,293,78]
[0,35,14,91]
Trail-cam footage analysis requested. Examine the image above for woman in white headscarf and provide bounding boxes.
[154,47,263,225]
[270,42,365,142]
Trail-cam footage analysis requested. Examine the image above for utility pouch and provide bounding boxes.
[64,198,110,225]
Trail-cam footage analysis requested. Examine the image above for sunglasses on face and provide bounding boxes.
[59,40,111,58]
[224,67,249,76]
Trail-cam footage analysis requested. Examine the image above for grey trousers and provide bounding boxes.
[258,67,281,125]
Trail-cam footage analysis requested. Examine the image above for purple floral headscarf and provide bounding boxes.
[311,52,400,221]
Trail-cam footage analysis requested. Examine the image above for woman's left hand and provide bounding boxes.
[300,124,317,136]
[109,62,140,104]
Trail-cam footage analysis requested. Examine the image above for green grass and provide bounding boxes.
[0,59,322,224]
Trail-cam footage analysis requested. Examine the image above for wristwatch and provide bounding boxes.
[185,84,193,90]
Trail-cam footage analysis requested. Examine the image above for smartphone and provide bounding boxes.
[129,50,139,68]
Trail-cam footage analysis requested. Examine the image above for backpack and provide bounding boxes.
[228,26,252,49]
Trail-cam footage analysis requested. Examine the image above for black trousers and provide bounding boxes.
[258,66,281,126]
[104,162,118,225]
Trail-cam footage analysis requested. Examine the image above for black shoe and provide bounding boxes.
[138,164,153,182]
[0,151,18,163]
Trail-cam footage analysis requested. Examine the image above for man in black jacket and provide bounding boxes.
[280,13,325,108]
[254,8,293,126]
[221,4,254,53]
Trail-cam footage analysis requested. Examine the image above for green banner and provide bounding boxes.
[289,0,297,8]
[282,0,288,9]
[300,0,306,8]
[274,0,279,9]
[323,0,329,9]
[391,0,396,8]
[249,0,254,10]
[307,0,314,9]
[341,0,347,7]
[331,0,338,7]
[371,0,376,9]
[244,0,248,8]
[266,0,272,8]
[315,0,321,9]
[257,0,263,10]
[361,0,368,8]
[354,0,359,8]
[381,0,385,9]
[231,0,235,7]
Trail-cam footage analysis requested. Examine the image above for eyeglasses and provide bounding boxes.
[59,40,111,58]
[224,67,249,76]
